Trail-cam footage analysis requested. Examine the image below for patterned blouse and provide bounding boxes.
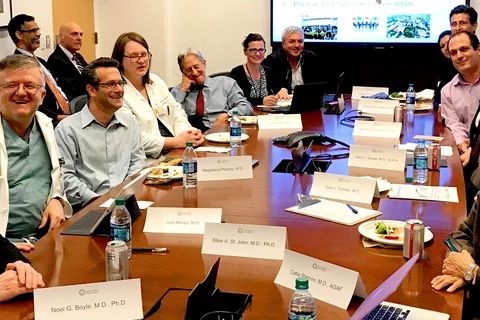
[246,65,268,99]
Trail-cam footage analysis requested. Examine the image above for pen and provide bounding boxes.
[346,203,358,214]
[132,248,170,253]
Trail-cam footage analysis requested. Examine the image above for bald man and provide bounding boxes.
[47,22,88,100]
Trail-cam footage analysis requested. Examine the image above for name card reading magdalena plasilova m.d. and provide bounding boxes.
[352,121,402,146]
[348,145,407,171]
[257,114,303,129]
[143,207,222,234]
[34,279,143,320]
[309,172,380,204]
[274,250,367,310]
[197,156,253,181]
[202,222,287,260]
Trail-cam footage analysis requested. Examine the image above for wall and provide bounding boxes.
[473,0,480,34]
[0,0,54,60]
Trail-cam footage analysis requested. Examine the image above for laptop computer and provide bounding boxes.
[288,81,327,114]
[323,71,344,103]
[351,253,449,320]
[61,168,149,237]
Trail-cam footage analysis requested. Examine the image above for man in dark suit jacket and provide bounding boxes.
[47,22,88,101]
[7,14,69,123]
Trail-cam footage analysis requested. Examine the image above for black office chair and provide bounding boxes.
[69,94,88,114]
[208,71,231,78]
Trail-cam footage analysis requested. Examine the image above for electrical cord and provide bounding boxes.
[339,109,375,128]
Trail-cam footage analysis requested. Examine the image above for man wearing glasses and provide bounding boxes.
[450,5,478,33]
[0,55,71,248]
[55,58,145,210]
[7,14,70,124]
[171,48,253,132]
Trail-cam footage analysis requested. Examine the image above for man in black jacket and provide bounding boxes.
[7,14,69,124]
[47,22,88,101]
[263,26,321,93]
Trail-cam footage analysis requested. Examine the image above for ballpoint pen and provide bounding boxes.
[346,203,358,214]
[132,248,170,253]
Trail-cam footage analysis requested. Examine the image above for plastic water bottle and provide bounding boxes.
[406,84,416,115]
[288,277,316,320]
[182,141,197,188]
[230,111,242,148]
[110,198,132,259]
[413,139,427,184]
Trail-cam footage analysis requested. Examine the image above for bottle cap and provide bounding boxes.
[417,138,425,143]
[409,83,414,86]
[295,277,309,290]
[406,177,413,183]
[186,141,193,147]
[115,198,126,205]
[232,111,238,116]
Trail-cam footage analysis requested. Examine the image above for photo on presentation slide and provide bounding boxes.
[386,14,431,39]
[352,17,379,32]
[302,17,338,40]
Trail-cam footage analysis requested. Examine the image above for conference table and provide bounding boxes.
[0,105,468,320]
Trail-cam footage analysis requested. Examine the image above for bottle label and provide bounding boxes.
[406,94,415,105]
[414,156,427,170]
[183,161,197,174]
[230,127,241,137]
[111,224,131,242]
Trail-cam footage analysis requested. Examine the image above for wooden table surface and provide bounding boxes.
[0,107,467,320]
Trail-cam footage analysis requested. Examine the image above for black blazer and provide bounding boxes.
[0,235,29,271]
[14,49,65,121]
[230,65,283,106]
[47,45,87,101]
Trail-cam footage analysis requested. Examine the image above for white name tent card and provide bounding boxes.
[352,121,402,147]
[197,156,253,181]
[348,145,406,171]
[34,279,143,320]
[357,99,397,122]
[202,222,287,260]
[309,172,379,204]
[274,250,367,310]
[143,207,222,234]
[351,86,389,108]
[257,114,303,129]
[358,98,399,110]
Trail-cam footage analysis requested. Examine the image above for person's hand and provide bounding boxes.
[190,129,205,146]
[38,198,65,231]
[461,148,471,167]
[13,243,35,252]
[180,74,194,92]
[458,139,470,153]
[6,261,45,290]
[262,95,279,106]
[431,274,465,292]
[176,129,205,147]
[212,113,229,127]
[0,270,29,302]
[275,88,290,100]
[442,250,475,278]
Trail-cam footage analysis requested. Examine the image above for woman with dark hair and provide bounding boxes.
[112,32,203,163]
[434,30,458,112]
[230,33,289,106]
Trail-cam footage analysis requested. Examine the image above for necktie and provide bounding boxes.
[72,53,84,73]
[196,87,205,117]
[32,55,70,114]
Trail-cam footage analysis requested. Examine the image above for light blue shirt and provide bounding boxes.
[54,105,146,205]
[171,76,253,128]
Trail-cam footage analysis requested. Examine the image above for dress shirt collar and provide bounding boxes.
[16,48,34,57]
[80,104,127,129]
[59,44,74,60]
[123,74,157,95]
[203,76,213,88]
[454,73,480,86]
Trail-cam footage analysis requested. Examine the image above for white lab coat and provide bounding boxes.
[0,112,72,236]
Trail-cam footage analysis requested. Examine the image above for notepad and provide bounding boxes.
[387,184,459,202]
[285,199,382,226]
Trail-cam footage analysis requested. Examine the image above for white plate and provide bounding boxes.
[238,116,258,125]
[148,166,183,180]
[358,220,433,246]
[415,103,433,112]
[205,132,249,143]
[389,92,406,101]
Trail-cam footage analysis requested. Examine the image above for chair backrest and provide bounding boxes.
[69,94,88,114]
[208,71,231,78]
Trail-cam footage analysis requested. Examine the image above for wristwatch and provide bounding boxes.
[464,263,477,284]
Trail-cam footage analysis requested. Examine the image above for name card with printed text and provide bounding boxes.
[309,172,380,204]
[358,98,399,109]
[143,207,222,234]
[348,145,406,171]
[274,250,367,310]
[202,223,287,260]
[357,99,397,122]
[353,121,402,146]
[351,86,389,108]
[34,279,143,320]
[257,114,303,129]
[197,156,253,181]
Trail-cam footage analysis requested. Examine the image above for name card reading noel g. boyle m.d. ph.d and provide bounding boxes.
[202,222,287,260]
[352,121,402,146]
[34,279,143,320]
[197,156,253,181]
[348,145,406,171]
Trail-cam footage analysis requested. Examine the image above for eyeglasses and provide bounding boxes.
[124,52,152,63]
[451,21,470,28]
[97,80,126,89]
[247,48,266,54]
[0,82,44,93]
[20,28,41,34]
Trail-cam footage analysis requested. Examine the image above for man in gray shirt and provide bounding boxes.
[55,58,146,208]
[171,47,253,132]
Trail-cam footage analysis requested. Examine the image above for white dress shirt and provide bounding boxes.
[59,44,82,72]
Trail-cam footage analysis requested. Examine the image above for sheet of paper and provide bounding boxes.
[143,207,222,234]
[349,145,406,171]
[397,143,453,157]
[197,156,253,181]
[412,135,444,142]
[202,222,287,260]
[195,146,232,153]
[100,198,153,210]
[257,114,303,129]
[34,279,143,320]
[387,184,459,202]
[274,249,367,310]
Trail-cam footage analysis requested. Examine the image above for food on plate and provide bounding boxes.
[150,168,164,175]
[374,221,403,240]
[390,92,404,98]
[162,158,182,166]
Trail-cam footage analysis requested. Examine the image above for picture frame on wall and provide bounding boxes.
[0,0,12,29]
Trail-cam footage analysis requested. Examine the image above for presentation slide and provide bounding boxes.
[272,0,467,43]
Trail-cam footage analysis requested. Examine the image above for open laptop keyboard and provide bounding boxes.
[61,210,104,235]
[363,305,411,320]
